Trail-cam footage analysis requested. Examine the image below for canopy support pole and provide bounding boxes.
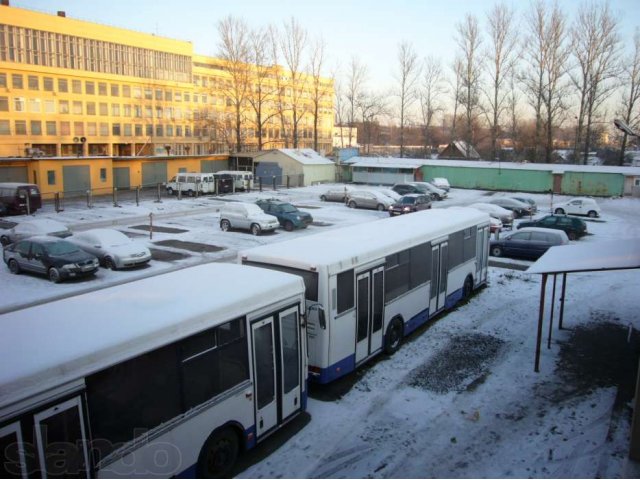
[548,274,558,349]
[559,273,567,330]
[535,274,548,373]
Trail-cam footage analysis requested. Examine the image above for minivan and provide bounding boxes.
[0,183,42,215]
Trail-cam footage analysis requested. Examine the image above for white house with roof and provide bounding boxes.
[254,149,336,187]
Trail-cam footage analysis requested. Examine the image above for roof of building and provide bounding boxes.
[276,149,335,166]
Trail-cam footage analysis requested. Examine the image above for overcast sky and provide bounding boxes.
[11,0,640,94]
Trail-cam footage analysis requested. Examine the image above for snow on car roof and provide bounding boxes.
[0,263,305,409]
[240,207,490,275]
[526,239,640,275]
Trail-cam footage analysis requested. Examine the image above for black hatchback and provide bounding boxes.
[3,236,99,282]
[517,215,587,240]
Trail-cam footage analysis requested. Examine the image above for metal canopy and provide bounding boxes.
[525,239,640,372]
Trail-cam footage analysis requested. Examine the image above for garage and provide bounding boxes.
[141,161,167,187]
[0,166,28,183]
[63,165,91,195]
[113,167,131,189]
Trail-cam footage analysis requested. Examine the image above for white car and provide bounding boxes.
[0,219,71,246]
[410,182,448,200]
[468,202,515,226]
[68,228,151,269]
[346,190,395,211]
[430,177,451,192]
[377,188,403,202]
[553,197,601,218]
[219,202,279,235]
[320,186,357,203]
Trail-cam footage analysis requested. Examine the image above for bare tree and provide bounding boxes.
[309,36,331,152]
[483,3,518,161]
[280,17,308,149]
[617,28,640,164]
[396,41,421,158]
[333,74,347,148]
[345,57,368,148]
[449,57,465,141]
[569,1,621,164]
[357,91,388,155]
[419,56,446,157]
[506,69,522,158]
[217,16,251,153]
[455,14,484,158]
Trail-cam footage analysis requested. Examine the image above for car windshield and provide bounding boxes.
[401,197,416,204]
[45,240,81,255]
[280,204,298,213]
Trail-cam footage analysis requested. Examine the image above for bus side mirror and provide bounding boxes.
[308,303,326,330]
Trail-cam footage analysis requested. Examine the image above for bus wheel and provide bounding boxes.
[166,187,174,196]
[197,428,239,479]
[384,317,404,355]
[462,275,473,300]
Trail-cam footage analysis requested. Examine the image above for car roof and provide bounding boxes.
[514,227,567,235]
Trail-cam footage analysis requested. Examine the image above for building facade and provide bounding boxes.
[0,3,334,194]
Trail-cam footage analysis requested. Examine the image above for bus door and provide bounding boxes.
[430,242,449,314]
[475,226,489,285]
[251,306,302,437]
[355,266,385,364]
[32,396,91,478]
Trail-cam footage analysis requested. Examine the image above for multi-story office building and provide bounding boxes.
[0,3,334,196]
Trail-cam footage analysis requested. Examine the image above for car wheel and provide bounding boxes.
[491,246,503,257]
[187,189,195,197]
[462,275,474,300]
[104,256,117,270]
[554,208,565,215]
[0,235,10,246]
[166,187,174,196]
[48,267,62,283]
[568,231,577,241]
[384,317,404,355]
[8,259,20,274]
[587,210,597,218]
[348,200,356,208]
[376,203,385,211]
[320,195,327,201]
[284,220,294,232]
[220,219,231,232]
[250,223,261,236]
[196,427,239,479]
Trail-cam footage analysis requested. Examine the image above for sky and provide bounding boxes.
[11,0,640,94]
[1,183,639,477]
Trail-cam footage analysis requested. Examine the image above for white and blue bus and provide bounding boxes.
[241,207,491,384]
[0,263,307,478]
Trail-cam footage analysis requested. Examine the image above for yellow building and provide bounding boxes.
[0,3,334,196]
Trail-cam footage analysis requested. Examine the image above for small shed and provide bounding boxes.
[438,141,481,160]
[344,157,429,185]
[254,149,336,187]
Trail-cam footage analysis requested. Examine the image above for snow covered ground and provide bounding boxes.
[1,185,640,478]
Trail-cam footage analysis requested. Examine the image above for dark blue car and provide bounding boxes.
[490,227,569,260]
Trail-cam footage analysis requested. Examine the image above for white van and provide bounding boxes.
[165,173,216,196]
[553,197,601,218]
[219,203,279,235]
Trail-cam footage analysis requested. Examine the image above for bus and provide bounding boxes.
[216,170,254,191]
[241,207,491,384]
[0,263,307,478]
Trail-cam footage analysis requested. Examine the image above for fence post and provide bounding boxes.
[25,194,31,215]
[287,175,290,189]
[259,177,263,192]
[86,189,93,209]
[149,212,153,240]
[272,176,277,191]
[178,183,182,200]
[113,187,119,207]
[155,183,162,203]
[135,186,140,206]
[54,192,61,213]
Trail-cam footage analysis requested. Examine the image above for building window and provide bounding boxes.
[13,97,25,112]
[27,75,39,90]
[145,106,152,118]
[30,120,42,135]
[145,124,153,136]
[144,88,152,100]
[58,78,68,92]
[133,86,142,99]
[134,124,142,136]
[0,96,7,112]
[15,120,27,135]
[74,122,84,135]
[122,85,131,97]
[123,104,131,117]
[43,77,54,91]
[100,168,107,182]
[46,121,56,135]
[134,105,142,118]
[124,123,132,136]
[111,104,120,116]
[72,80,82,94]
[112,123,121,135]
[73,101,83,115]
[47,170,56,185]
[99,103,108,116]
[165,91,172,101]
[155,125,163,137]
[98,82,107,95]
[110,84,119,96]
[166,125,174,137]
[87,122,97,136]
[12,74,23,89]
[58,100,69,114]
[0,120,10,135]
[100,123,109,136]
[87,102,96,115]
[60,121,70,135]
[0,73,6,88]
[155,89,162,101]
[44,100,55,113]
[28,99,41,113]
[183,93,190,102]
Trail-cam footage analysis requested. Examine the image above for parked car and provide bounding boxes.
[320,186,357,203]
[0,219,71,246]
[346,190,395,211]
[553,197,601,218]
[67,228,152,269]
[509,195,538,213]
[255,199,313,231]
[490,217,503,233]
[517,214,587,240]
[391,183,425,196]
[490,227,569,260]
[0,182,42,215]
[429,177,451,192]
[488,197,532,218]
[468,203,515,227]
[219,203,279,235]
[410,182,448,200]
[377,188,402,202]
[388,194,432,216]
[3,236,99,283]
